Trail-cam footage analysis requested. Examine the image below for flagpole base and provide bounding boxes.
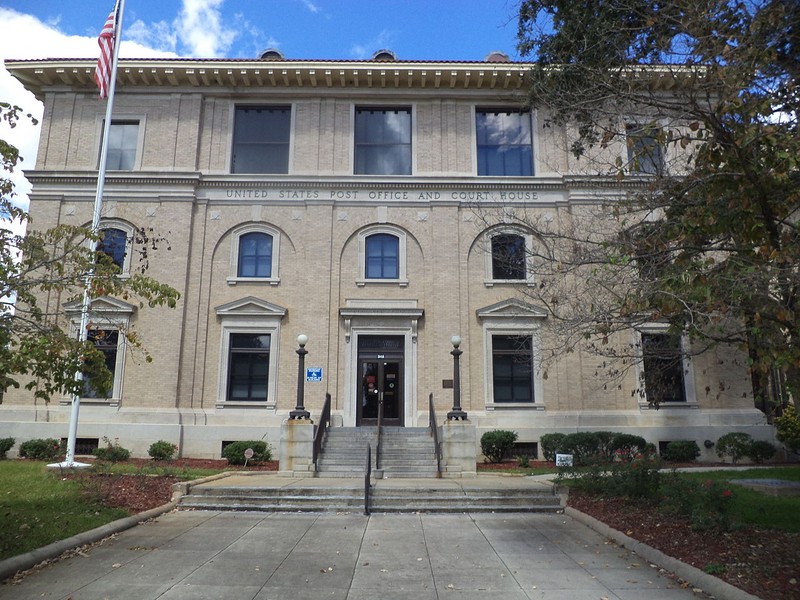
[47,461,92,470]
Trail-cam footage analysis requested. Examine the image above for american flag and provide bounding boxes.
[94,3,118,99]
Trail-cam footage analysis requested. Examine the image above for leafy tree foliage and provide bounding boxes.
[0,102,180,402]
[510,0,799,407]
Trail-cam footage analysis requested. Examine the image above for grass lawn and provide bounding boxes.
[0,460,224,561]
[680,466,800,532]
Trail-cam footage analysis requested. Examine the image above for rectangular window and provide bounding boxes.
[476,110,533,176]
[641,332,686,403]
[492,335,534,402]
[627,125,664,175]
[106,121,139,170]
[232,106,291,174]
[355,108,411,175]
[227,333,271,401]
[83,329,119,399]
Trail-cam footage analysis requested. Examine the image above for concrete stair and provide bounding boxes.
[315,426,440,478]
[178,482,563,514]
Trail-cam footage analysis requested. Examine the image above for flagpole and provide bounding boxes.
[52,0,126,469]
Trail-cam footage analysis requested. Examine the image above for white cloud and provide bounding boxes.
[299,0,321,14]
[176,0,238,57]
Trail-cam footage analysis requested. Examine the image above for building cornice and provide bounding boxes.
[6,58,702,101]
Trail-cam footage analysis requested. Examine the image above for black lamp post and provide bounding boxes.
[447,335,467,420]
[290,334,311,419]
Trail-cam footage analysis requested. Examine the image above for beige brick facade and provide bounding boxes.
[2,56,773,460]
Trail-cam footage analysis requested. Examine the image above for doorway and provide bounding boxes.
[357,335,404,426]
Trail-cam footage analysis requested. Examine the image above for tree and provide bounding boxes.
[506,0,799,408]
[0,101,180,402]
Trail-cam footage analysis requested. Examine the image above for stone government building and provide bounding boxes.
[4,50,774,463]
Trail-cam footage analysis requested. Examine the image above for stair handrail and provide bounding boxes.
[312,393,332,469]
[429,392,442,474]
[364,442,372,515]
[375,393,384,471]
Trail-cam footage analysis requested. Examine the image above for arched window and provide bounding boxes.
[228,225,281,285]
[483,228,534,286]
[237,232,273,278]
[97,227,128,271]
[365,233,399,279]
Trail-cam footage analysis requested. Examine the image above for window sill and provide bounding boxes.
[216,401,274,409]
[485,403,544,411]
[227,277,280,286]
[60,398,119,407]
[638,401,698,410]
[484,279,534,288]
[356,278,409,288]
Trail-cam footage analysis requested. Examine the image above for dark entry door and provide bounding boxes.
[357,336,404,426]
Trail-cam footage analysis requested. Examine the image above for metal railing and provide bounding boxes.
[312,393,332,469]
[428,392,442,475]
[375,394,384,471]
[364,442,372,515]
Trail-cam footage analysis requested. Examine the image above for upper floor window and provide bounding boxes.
[238,232,273,278]
[355,107,411,175]
[97,227,128,272]
[491,233,526,280]
[365,233,399,279]
[626,124,664,175]
[357,226,408,286]
[476,109,533,176]
[232,106,291,174]
[106,121,139,170]
[228,224,281,285]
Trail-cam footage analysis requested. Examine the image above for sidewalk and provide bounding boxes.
[0,473,760,600]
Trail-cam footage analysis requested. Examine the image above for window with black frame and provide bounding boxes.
[492,334,534,403]
[476,109,533,176]
[82,329,119,399]
[354,107,411,175]
[491,233,526,280]
[626,124,664,175]
[232,106,291,174]
[641,332,686,403]
[227,333,271,402]
[97,227,128,272]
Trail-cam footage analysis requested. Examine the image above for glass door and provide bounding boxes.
[358,359,403,426]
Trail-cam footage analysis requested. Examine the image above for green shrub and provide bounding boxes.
[558,454,662,499]
[480,430,518,463]
[94,437,131,463]
[608,433,649,461]
[775,405,800,453]
[148,440,177,461]
[539,433,566,462]
[19,438,64,461]
[515,455,530,468]
[222,440,271,465]
[660,474,735,531]
[559,432,603,465]
[747,440,777,463]
[662,440,700,462]
[0,437,14,459]
[716,432,753,464]
[593,431,617,461]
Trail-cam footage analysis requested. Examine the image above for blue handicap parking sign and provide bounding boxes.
[306,367,323,382]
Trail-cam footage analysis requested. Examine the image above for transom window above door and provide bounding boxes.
[232,106,291,174]
[354,107,412,175]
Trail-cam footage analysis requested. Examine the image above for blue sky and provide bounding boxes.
[3,0,523,61]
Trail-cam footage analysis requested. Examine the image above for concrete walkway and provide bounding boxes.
[0,473,758,600]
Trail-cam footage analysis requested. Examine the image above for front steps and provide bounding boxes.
[178,480,563,514]
[315,426,439,478]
